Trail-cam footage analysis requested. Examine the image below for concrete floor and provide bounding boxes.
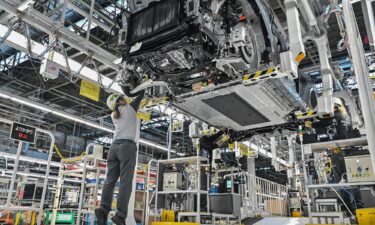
[242,217,264,225]
[250,217,310,225]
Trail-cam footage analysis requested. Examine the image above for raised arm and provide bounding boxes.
[130,90,145,111]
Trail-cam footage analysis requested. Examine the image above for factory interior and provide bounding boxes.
[0,0,374,224]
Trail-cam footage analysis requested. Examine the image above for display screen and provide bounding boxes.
[10,122,36,143]
[226,180,232,189]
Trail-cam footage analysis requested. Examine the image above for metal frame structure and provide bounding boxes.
[248,173,288,217]
[0,2,372,224]
[343,0,375,172]
[146,155,209,224]
[0,0,370,150]
[51,143,107,225]
[0,0,119,71]
[51,119,143,225]
[361,0,375,50]
[0,117,55,225]
[0,89,174,153]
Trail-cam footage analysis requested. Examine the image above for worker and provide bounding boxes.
[95,89,145,225]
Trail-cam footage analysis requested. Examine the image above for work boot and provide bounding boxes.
[94,208,107,225]
[111,214,125,225]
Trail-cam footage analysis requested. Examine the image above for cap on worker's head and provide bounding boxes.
[106,94,122,111]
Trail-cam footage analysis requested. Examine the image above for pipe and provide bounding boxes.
[343,0,375,175]
[6,142,23,206]
[299,125,312,223]
[300,0,321,35]
[86,0,95,41]
[36,130,55,225]
[60,0,69,25]
[167,114,173,159]
[361,0,375,50]
[270,136,278,170]
[76,143,95,225]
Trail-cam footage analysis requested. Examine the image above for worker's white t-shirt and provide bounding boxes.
[111,105,138,142]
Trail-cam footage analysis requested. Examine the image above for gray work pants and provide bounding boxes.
[100,139,137,218]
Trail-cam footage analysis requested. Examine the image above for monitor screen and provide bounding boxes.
[226,180,232,189]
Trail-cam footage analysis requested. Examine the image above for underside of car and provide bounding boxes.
[116,0,363,143]
[119,0,286,96]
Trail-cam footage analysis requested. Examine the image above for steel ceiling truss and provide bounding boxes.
[0,0,120,71]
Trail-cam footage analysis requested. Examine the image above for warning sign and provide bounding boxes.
[80,79,100,102]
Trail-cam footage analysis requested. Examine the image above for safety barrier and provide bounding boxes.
[242,173,288,217]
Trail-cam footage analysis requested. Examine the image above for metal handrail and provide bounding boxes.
[0,117,55,225]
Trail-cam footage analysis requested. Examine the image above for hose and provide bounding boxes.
[54,144,85,159]
[330,186,355,218]
[340,188,357,209]
[54,144,65,159]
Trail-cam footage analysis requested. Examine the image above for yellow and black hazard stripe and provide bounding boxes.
[295,110,318,119]
[295,51,306,63]
[142,96,170,108]
[243,67,279,83]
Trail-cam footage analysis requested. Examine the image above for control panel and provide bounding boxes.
[345,155,375,183]
[163,172,182,191]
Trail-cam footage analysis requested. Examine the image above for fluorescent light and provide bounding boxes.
[139,139,168,151]
[0,93,10,99]
[1,170,81,183]
[114,58,122,64]
[11,97,52,113]
[0,151,61,167]
[81,121,113,133]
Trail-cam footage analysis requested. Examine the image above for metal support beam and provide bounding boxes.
[361,0,375,50]
[314,34,334,117]
[284,0,305,58]
[299,0,321,35]
[0,0,119,71]
[270,136,278,169]
[75,0,116,26]
[67,0,112,33]
[86,0,95,41]
[60,0,69,25]
[0,0,21,23]
[287,135,295,167]
[0,23,123,94]
[6,141,23,206]
[343,0,375,175]
[0,117,55,225]
[287,135,295,187]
